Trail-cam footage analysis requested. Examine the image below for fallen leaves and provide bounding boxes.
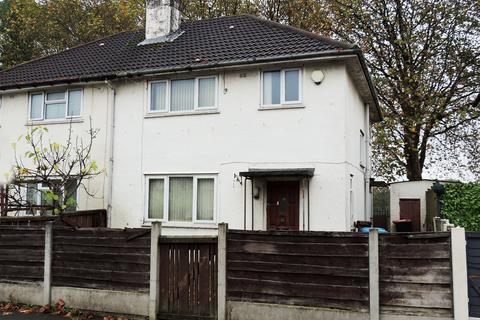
[0,300,132,320]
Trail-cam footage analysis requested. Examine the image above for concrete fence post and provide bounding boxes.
[451,227,469,319]
[148,222,162,320]
[43,221,53,306]
[369,228,380,320]
[218,223,228,320]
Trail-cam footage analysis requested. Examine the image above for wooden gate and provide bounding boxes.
[467,232,480,317]
[158,238,218,319]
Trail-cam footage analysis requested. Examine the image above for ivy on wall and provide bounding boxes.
[442,183,480,231]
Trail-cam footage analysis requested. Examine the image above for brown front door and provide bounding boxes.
[399,199,421,232]
[267,181,300,231]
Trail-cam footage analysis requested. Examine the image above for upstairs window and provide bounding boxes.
[149,76,217,113]
[29,89,82,121]
[263,69,301,106]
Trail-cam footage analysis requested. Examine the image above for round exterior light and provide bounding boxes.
[311,70,325,85]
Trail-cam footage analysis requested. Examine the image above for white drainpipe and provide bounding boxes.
[105,80,117,227]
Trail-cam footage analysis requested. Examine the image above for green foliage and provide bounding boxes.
[7,123,101,215]
[327,0,480,181]
[0,0,145,68]
[442,183,480,231]
[0,0,479,181]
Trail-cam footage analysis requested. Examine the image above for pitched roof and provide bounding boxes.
[0,15,356,90]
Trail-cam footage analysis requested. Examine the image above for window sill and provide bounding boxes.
[145,110,220,118]
[258,104,305,111]
[25,118,84,126]
[143,221,218,229]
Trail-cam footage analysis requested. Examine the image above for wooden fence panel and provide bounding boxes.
[0,185,6,217]
[158,238,217,319]
[226,230,370,312]
[0,210,107,228]
[379,233,453,317]
[0,226,45,282]
[52,227,151,291]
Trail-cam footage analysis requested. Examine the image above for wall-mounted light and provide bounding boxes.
[253,186,261,199]
[311,70,325,85]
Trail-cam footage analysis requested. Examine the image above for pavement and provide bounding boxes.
[0,314,67,319]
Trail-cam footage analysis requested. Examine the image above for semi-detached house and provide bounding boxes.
[0,0,381,235]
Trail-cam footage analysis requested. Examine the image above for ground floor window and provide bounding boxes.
[24,180,78,215]
[146,175,216,223]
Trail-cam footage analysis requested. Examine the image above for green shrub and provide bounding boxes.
[442,183,480,231]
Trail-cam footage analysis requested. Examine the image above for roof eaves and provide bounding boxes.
[0,49,362,91]
[352,49,382,122]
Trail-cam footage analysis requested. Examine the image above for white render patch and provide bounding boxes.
[143,0,181,43]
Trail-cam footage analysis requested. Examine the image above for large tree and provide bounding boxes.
[1,0,479,182]
[326,0,480,181]
[0,0,144,69]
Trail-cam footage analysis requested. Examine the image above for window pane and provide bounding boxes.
[197,178,214,220]
[263,71,280,105]
[169,177,193,221]
[46,92,65,101]
[25,184,38,215]
[64,179,78,211]
[45,103,66,119]
[30,94,43,119]
[40,188,53,216]
[285,70,300,102]
[150,82,167,111]
[148,179,164,219]
[171,79,194,111]
[67,90,81,117]
[26,184,38,205]
[198,78,216,108]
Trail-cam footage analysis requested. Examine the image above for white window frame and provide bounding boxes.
[28,89,83,121]
[144,175,217,224]
[147,76,218,114]
[22,180,79,215]
[29,92,45,121]
[261,68,302,107]
[196,76,218,110]
[148,80,169,113]
[66,89,83,119]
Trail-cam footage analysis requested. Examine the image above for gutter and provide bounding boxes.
[351,49,383,122]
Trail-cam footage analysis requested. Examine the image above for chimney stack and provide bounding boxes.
[144,0,181,42]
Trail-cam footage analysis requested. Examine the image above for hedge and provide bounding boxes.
[442,182,480,231]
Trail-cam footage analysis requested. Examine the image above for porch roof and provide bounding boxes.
[239,168,315,178]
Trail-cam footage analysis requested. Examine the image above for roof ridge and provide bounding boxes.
[0,29,139,75]
[243,14,355,50]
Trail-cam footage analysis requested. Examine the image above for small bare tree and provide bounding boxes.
[6,120,102,215]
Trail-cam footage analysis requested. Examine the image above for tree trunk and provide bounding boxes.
[404,136,423,181]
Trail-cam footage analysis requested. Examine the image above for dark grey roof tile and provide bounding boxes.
[0,15,354,90]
